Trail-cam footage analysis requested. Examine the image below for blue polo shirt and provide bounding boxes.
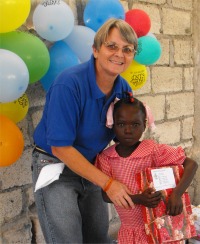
[33,56,131,163]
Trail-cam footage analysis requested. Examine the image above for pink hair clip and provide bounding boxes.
[143,103,156,131]
[106,97,120,129]
[106,98,156,131]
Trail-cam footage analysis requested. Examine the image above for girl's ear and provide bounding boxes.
[144,119,147,131]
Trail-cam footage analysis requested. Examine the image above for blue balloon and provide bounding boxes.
[40,41,79,91]
[64,25,96,63]
[0,49,29,103]
[134,36,162,65]
[83,0,125,32]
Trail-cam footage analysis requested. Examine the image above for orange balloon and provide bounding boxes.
[0,115,24,167]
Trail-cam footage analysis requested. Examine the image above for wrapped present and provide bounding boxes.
[190,205,200,242]
[136,165,196,243]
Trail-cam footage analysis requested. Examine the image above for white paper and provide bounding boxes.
[35,163,65,192]
[151,167,176,191]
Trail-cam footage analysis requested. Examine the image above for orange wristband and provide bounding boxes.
[103,178,114,192]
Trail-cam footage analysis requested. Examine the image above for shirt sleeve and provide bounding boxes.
[95,153,112,177]
[152,143,186,167]
[46,84,80,146]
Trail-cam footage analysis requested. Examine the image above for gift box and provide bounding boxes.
[136,165,196,243]
[190,205,200,243]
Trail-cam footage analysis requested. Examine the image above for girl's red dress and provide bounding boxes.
[95,139,186,244]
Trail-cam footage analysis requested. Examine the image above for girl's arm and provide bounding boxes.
[167,157,198,216]
[102,187,162,208]
[174,157,198,196]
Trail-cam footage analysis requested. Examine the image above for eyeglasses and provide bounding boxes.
[104,41,136,56]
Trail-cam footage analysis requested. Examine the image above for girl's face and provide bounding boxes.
[93,28,135,77]
[113,104,146,147]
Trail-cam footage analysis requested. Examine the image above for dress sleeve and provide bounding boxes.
[95,153,112,177]
[152,143,186,167]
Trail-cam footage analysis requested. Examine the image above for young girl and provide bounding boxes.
[95,92,198,244]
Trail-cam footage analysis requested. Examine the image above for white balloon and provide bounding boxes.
[64,25,96,63]
[0,49,29,103]
[33,0,74,42]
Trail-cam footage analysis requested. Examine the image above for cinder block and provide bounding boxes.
[0,190,22,224]
[31,109,44,129]
[162,8,191,35]
[26,83,46,108]
[0,148,33,190]
[152,67,183,93]
[172,0,193,10]
[139,95,165,122]
[156,38,170,65]
[174,40,193,65]
[182,117,194,140]
[1,217,32,243]
[184,67,194,90]
[154,121,181,144]
[166,92,194,119]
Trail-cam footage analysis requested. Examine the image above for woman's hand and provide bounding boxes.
[105,180,134,209]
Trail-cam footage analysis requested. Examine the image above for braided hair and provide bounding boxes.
[113,92,147,119]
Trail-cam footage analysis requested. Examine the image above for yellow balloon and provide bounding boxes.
[121,60,148,90]
[0,0,31,33]
[0,94,29,123]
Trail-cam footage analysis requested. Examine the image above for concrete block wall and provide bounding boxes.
[1,0,200,242]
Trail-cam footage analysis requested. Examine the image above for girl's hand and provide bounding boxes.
[106,180,134,209]
[166,191,183,216]
[133,188,162,208]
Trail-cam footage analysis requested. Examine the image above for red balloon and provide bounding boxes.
[125,9,151,38]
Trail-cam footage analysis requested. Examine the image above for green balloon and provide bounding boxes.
[0,31,50,83]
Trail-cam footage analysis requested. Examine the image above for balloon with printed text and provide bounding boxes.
[134,36,162,65]
[0,49,29,103]
[0,31,50,83]
[84,0,125,32]
[0,0,31,33]
[0,115,24,167]
[40,41,79,91]
[0,94,29,123]
[33,0,74,41]
[64,25,96,63]
[121,60,148,90]
[125,9,151,38]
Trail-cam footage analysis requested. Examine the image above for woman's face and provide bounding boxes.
[113,104,146,147]
[93,28,135,77]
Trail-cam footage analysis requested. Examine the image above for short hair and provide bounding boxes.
[93,18,138,51]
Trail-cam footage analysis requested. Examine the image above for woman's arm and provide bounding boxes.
[102,187,162,208]
[52,145,134,209]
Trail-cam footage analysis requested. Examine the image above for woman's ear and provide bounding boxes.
[92,45,98,59]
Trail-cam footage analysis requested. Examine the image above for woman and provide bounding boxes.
[32,18,138,243]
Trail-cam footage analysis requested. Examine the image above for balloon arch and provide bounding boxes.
[0,0,162,167]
